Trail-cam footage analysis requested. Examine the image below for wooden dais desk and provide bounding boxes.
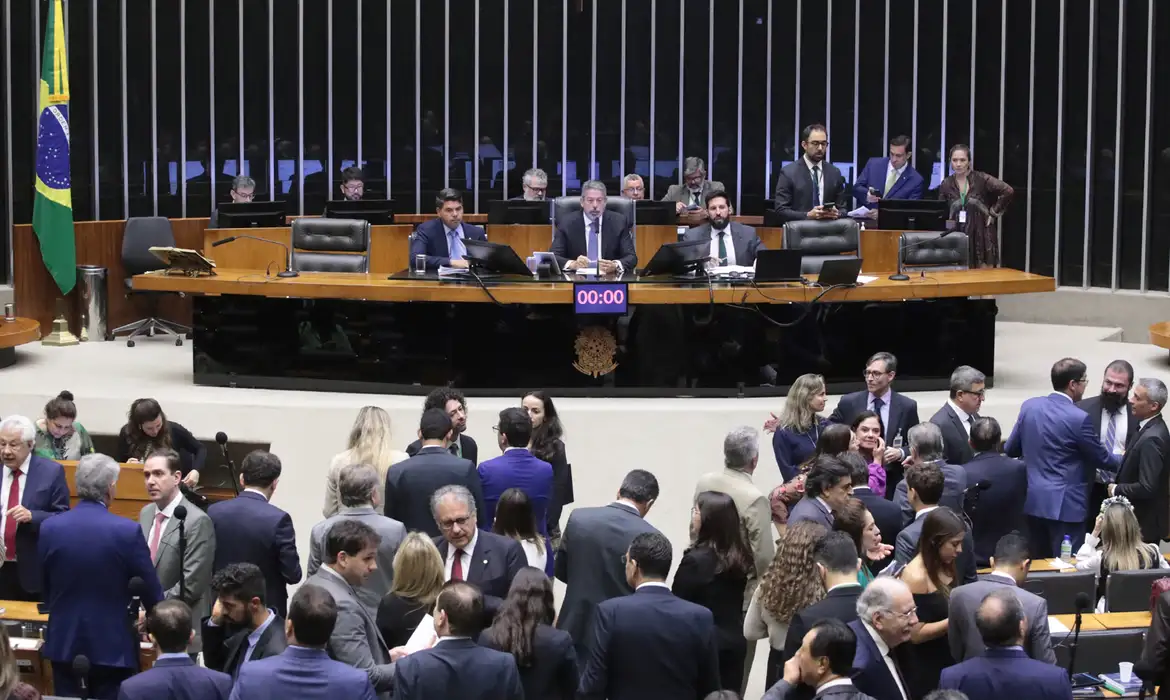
[0,318,41,369]
[59,460,235,520]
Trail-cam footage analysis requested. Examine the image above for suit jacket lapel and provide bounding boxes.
[885,395,902,444]
[468,535,490,582]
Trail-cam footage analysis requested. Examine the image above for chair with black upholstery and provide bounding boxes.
[1053,629,1145,675]
[782,219,860,274]
[1020,570,1096,615]
[291,217,370,272]
[899,231,970,271]
[112,216,192,347]
[553,195,635,226]
[1105,569,1170,612]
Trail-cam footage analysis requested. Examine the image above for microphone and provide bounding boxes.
[1067,591,1093,681]
[1075,592,1092,613]
[888,229,958,281]
[215,432,241,495]
[73,655,90,700]
[174,506,189,603]
[210,234,299,278]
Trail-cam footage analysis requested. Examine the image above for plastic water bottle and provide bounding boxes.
[1060,535,1073,562]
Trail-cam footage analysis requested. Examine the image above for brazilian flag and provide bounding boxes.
[32,0,76,295]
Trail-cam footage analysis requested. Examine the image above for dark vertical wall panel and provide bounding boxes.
[1030,0,1059,278]
[1059,0,1090,286]
[1150,1,1170,292]
[999,0,1029,272]
[856,0,887,180]
[1117,0,1148,290]
[1089,0,1119,288]
[739,0,767,213]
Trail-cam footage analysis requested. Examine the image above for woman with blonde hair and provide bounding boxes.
[0,626,38,699]
[744,521,827,688]
[323,406,409,517]
[376,532,446,647]
[764,374,830,481]
[1076,497,1169,610]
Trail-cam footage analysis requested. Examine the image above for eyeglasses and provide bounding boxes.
[438,516,473,531]
[863,370,888,379]
[960,389,986,398]
[230,189,255,201]
[882,606,918,620]
[806,140,830,148]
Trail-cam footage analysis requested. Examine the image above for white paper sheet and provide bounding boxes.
[1048,558,1076,570]
[1047,616,1070,634]
[856,276,877,285]
[574,267,599,275]
[404,614,437,654]
[847,205,872,217]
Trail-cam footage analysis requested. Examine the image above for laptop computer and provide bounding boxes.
[753,249,805,283]
[817,257,864,286]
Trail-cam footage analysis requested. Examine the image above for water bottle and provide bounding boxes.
[1060,535,1072,562]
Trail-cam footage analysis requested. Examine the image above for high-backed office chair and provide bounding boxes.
[553,195,635,226]
[112,217,192,347]
[781,219,860,274]
[1105,569,1169,612]
[899,231,970,271]
[291,217,370,272]
[1020,570,1096,615]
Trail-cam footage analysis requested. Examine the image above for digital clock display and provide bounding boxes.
[574,282,629,315]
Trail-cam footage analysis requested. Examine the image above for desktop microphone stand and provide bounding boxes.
[211,235,299,277]
[1066,610,1084,682]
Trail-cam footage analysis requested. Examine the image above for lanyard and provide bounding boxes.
[959,180,968,208]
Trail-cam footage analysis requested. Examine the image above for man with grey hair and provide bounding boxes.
[40,453,164,698]
[430,484,525,618]
[620,173,645,200]
[894,422,970,528]
[519,167,548,201]
[551,179,636,275]
[308,464,406,614]
[849,577,916,700]
[661,156,725,212]
[930,365,987,465]
[0,415,69,600]
[208,174,258,229]
[1109,377,1170,543]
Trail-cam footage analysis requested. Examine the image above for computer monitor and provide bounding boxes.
[877,199,950,232]
[753,249,805,283]
[214,202,287,228]
[463,239,534,277]
[324,199,395,225]
[488,199,552,225]
[639,239,711,277]
[633,200,678,225]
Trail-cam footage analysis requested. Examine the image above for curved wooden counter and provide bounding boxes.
[1151,321,1170,352]
[0,317,42,368]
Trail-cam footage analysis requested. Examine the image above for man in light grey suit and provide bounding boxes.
[682,191,765,266]
[661,156,725,213]
[308,464,406,616]
[947,532,1056,664]
[139,448,216,654]
[305,519,399,699]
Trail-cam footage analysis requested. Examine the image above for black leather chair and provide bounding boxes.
[112,217,192,347]
[1105,569,1170,612]
[291,217,370,272]
[1053,628,1145,675]
[781,219,860,274]
[900,231,970,270]
[553,195,635,226]
[1020,570,1096,615]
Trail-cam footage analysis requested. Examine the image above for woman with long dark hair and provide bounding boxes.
[523,391,573,544]
[493,488,551,575]
[849,411,887,493]
[480,567,578,700]
[832,496,893,586]
[114,398,205,485]
[938,144,1014,268]
[890,507,966,699]
[673,491,755,692]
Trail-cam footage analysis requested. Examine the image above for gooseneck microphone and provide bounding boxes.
[216,431,240,495]
[73,655,91,700]
[174,505,189,603]
[211,234,299,278]
[1067,591,1093,681]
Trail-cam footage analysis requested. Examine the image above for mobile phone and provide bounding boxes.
[868,187,880,195]
[824,203,837,211]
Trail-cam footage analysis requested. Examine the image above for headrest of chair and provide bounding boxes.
[901,231,969,266]
[553,195,634,225]
[292,218,370,252]
[783,219,860,254]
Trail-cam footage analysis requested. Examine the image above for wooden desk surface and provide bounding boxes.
[133,267,1056,305]
[1050,612,1151,631]
[0,601,48,624]
[0,318,41,349]
[58,460,235,520]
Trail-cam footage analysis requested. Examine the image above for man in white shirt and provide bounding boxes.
[1076,359,1139,531]
[682,191,765,267]
[849,578,917,700]
[551,180,637,275]
[765,617,876,700]
[773,124,849,222]
[930,365,986,465]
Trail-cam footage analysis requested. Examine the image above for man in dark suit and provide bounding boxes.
[893,422,970,525]
[1076,359,1139,529]
[404,387,479,465]
[963,418,1028,566]
[556,469,662,658]
[784,532,863,662]
[789,456,854,529]
[1108,378,1170,543]
[929,365,986,466]
[394,581,523,700]
[767,619,877,700]
[773,124,850,222]
[578,532,720,700]
[852,135,925,208]
[120,599,233,700]
[0,415,70,601]
[230,584,377,700]
[202,563,288,680]
[938,589,1071,700]
[409,188,488,271]
[208,175,257,229]
[1006,357,1121,557]
[207,450,301,617]
[431,484,526,617]
[661,156,725,212]
[947,533,1055,664]
[551,179,637,274]
[829,352,921,497]
[389,408,485,537]
[849,578,916,700]
[893,461,977,585]
[40,453,164,700]
[682,190,765,265]
[846,455,903,565]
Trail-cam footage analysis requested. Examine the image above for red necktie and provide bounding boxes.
[451,549,465,581]
[4,470,22,561]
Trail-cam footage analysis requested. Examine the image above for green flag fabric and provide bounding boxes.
[31,0,76,295]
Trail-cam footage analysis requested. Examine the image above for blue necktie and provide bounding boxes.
[447,229,466,261]
[872,397,886,438]
[587,217,600,261]
[1104,409,1119,454]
